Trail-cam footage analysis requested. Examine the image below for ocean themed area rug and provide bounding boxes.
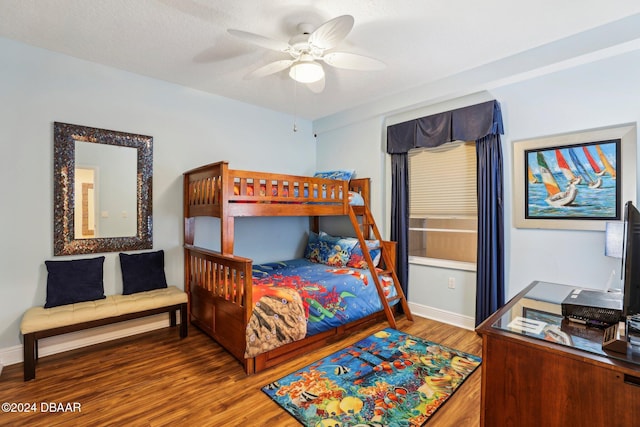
[262,328,481,426]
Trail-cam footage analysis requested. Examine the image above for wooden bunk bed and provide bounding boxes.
[183,161,412,374]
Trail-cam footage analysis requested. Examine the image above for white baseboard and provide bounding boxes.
[408,301,476,331]
[0,314,172,367]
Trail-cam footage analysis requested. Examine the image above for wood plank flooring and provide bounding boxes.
[0,316,482,426]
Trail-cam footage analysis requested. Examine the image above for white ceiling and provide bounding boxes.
[2,1,640,120]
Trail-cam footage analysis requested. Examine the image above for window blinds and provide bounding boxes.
[408,142,477,217]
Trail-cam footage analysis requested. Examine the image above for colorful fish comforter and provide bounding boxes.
[244,258,397,358]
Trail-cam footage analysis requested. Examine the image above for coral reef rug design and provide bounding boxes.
[262,328,481,426]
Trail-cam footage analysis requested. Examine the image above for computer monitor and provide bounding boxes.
[621,201,640,317]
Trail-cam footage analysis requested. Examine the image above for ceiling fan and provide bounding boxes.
[228,15,385,93]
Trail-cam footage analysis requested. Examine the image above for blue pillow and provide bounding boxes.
[303,231,322,261]
[120,250,168,295]
[304,232,357,267]
[314,169,355,181]
[347,239,382,269]
[44,256,106,308]
[348,191,365,206]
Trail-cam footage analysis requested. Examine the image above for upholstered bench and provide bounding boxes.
[21,285,188,381]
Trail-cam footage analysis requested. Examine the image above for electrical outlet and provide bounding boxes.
[448,277,455,289]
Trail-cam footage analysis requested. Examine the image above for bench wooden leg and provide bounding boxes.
[169,309,177,327]
[179,303,188,338]
[23,333,36,381]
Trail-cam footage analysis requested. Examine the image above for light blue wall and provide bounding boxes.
[314,48,640,325]
[1,33,639,354]
[0,36,315,350]
[315,116,387,237]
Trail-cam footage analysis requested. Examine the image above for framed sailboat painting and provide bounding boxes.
[513,123,636,230]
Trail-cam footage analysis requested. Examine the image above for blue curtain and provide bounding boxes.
[475,133,505,325]
[387,100,505,326]
[390,153,409,300]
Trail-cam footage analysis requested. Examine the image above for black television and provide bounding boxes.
[621,201,640,318]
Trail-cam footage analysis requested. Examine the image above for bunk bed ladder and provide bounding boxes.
[348,206,413,329]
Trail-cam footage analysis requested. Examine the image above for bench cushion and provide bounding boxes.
[21,286,187,334]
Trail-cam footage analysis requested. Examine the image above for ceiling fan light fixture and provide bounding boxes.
[289,61,324,83]
[229,14,382,92]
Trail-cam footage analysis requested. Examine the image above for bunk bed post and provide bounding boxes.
[221,217,235,254]
[183,173,195,244]
[219,161,235,254]
[183,170,195,247]
[184,218,195,246]
[183,173,195,321]
[310,217,320,233]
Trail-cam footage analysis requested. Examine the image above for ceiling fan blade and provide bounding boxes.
[245,59,294,79]
[306,76,325,93]
[308,15,354,50]
[322,52,386,71]
[227,29,290,52]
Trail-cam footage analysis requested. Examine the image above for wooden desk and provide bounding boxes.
[476,281,640,427]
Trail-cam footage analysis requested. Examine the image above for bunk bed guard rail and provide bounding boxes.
[184,161,353,218]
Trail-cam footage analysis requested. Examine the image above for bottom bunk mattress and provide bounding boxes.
[245,258,397,358]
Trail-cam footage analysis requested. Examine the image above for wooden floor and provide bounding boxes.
[0,316,482,426]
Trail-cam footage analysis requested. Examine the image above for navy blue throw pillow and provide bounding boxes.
[44,256,106,308]
[119,250,168,295]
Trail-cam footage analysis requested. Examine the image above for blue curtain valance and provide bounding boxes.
[387,100,503,153]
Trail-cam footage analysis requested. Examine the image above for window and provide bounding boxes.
[408,141,477,267]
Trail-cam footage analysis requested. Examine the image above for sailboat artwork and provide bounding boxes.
[555,149,580,185]
[525,140,619,219]
[595,144,617,179]
[568,148,602,189]
[528,165,540,184]
[582,146,605,176]
[537,152,577,207]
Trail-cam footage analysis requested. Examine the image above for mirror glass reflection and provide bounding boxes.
[74,141,138,238]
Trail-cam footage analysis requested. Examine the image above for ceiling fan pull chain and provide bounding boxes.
[293,80,298,132]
